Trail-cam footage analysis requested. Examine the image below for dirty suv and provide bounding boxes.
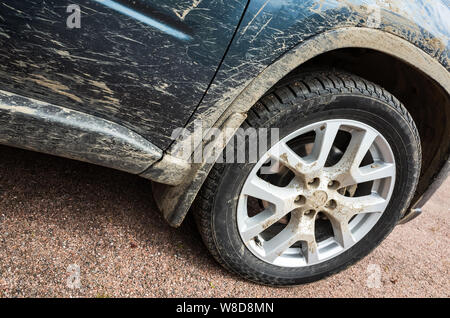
[0,0,449,285]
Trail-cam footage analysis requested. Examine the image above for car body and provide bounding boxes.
[0,0,449,284]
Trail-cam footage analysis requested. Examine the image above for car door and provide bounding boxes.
[0,0,248,149]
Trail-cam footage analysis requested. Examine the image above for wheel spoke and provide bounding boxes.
[263,226,299,262]
[327,194,387,248]
[240,207,288,242]
[297,212,319,263]
[339,193,388,218]
[309,122,341,170]
[241,176,296,213]
[338,161,395,188]
[357,161,395,182]
[302,240,319,264]
[268,142,308,174]
[259,158,282,175]
[329,217,356,248]
[337,129,378,172]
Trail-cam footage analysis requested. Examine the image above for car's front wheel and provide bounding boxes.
[194,71,421,286]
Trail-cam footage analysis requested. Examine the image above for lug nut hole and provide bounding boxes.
[328,180,340,190]
[308,178,320,188]
[295,195,306,205]
[326,199,337,210]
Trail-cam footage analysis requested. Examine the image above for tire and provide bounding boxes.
[193,70,421,286]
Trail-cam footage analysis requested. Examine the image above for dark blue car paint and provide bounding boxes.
[0,0,248,149]
[187,0,449,138]
[1,0,448,152]
[0,90,163,173]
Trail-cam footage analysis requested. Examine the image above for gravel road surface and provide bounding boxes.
[0,145,448,297]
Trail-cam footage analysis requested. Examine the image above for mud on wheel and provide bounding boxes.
[194,70,421,286]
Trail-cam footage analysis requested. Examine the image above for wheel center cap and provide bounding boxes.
[311,191,328,207]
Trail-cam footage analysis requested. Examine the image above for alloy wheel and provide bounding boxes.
[237,119,396,267]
